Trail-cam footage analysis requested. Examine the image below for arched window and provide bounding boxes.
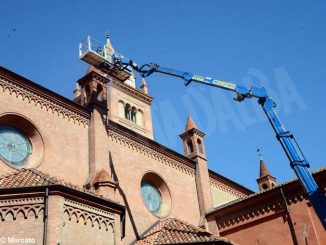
[262,183,268,190]
[125,104,131,120]
[196,139,203,154]
[136,110,143,126]
[96,84,104,101]
[84,85,90,104]
[187,140,194,154]
[118,101,125,118]
[131,107,137,123]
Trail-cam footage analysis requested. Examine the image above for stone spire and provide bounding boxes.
[73,82,81,99]
[256,149,277,192]
[185,115,197,131]
[179,115,213,230]
[259,157,271,177]
[105,32,115,58]
[140,78,148,94]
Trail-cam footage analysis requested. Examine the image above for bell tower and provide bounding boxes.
[74,36,154,139]
[256,150,277,192]
[180,115,213,227]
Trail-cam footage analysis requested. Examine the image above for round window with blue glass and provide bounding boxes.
[0,125,32,166]
[141,181,162,214]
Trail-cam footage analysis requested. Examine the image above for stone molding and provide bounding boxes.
[0,198,44,221]
[210,179,246,199]
[0,75,90,126]
[115,116,150,136]
[108,129,196,177]
[215,191,306,230]
[0,197,44,207]
[110,78,153,104]
[63,199,115,231]
[217,199,286,230]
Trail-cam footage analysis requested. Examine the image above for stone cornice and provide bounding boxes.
[107,120,196,176]
[179,128,205,139]
[64,198,115,231]
[209,171,254,197]
[0,202,44,221]
[0,66,91,126]
[77,71,153,104]
[107,120,255,196]
[0,184,125,215]
[110,77,153,104]
[209,178,248,199]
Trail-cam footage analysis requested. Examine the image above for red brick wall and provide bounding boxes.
[62,212,114,245]
[108,136,201,244]
[0,86,89,187]
[0,204,44,244]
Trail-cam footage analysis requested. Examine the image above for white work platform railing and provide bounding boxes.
[79,36,133,81]
[79,36,114,67]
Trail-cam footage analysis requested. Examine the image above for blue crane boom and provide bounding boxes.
[79,36,326,229]
[134,63,326,229]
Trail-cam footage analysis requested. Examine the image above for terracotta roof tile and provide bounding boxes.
[137,218,236,244]
[0,168,95,195]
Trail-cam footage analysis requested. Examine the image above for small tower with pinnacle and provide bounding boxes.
[180,115,206,159]
[140,78,148,94]
[256,149,277,192]
[180,115,213,228]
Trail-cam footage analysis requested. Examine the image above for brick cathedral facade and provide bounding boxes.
[0,39,325,244]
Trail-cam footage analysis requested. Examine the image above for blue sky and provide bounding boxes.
[1,0,325,191]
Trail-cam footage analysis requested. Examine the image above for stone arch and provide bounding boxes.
[187,140,194,154]
[136,109,143,126]
[94,218,101,229]
[16,209,27,219]
[5,210,15,220]
[64,209,70,219]
[196,138,203,154]
[118,100,125,118]
[96,84,104,101]
[131,106,137,123]
[125,103,131,120]
[79,213,86,225]
[86,216,93,226]
[70,212,78,222]
[101,220,107,230]
[107,223,114,233]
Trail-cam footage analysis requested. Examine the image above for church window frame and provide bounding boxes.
[118,100,125,118]
[131,106,137,123]
[0,113,44,169]
[140,172,172,218]
[196,138,203,154]
[187,140,194,154]
[125,103,131,120]
[136,109,143,126]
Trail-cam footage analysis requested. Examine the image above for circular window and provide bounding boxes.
[140,172,172,217]
[141,181,162,214]
[0,126,32,165]
[0,113,44,169]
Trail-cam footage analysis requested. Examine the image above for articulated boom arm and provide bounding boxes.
[79,36,326,228]
[133,62,326,229]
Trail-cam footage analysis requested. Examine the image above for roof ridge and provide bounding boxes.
[0,169,20,179]
[136,217,233,245]
[167,218,211,235]
[25,168,59,185]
